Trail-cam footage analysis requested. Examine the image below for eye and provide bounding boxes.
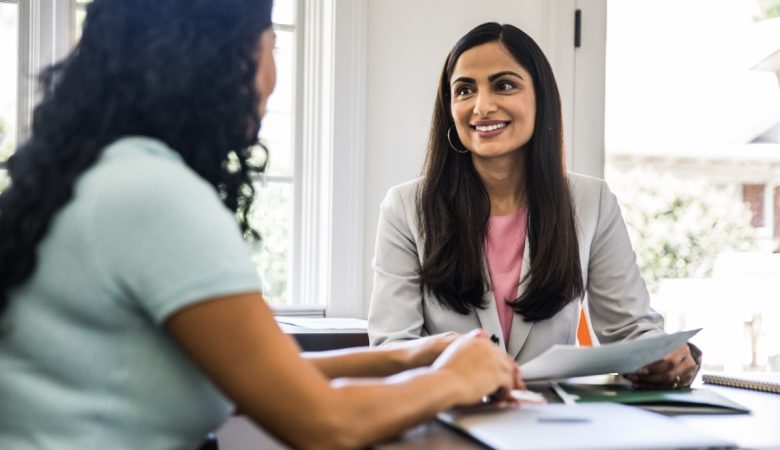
[454,85,474,97]
[496,80,517,92]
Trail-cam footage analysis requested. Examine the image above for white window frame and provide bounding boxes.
[293,0,366,317]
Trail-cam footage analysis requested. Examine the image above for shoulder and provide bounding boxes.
[385,177,423,200]
[96,136,214,198]
[567,172,615,209]
[567,171,608,197]
[84,136,225,218]
[381,177,423,212]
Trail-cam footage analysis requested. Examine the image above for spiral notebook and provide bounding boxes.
[702,373,780,394]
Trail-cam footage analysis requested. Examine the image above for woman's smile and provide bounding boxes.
[472,120,511,138]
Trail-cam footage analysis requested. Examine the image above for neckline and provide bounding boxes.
[489,206,528,219]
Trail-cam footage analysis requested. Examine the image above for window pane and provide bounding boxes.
[272,0,295,26]
[250,181,294,305]
[75,8,87,37]
[261,112,293,177]
[266,30,293,114]
[261,29,294,178]
[605,1,780,372]
[0,169,8,193]
[74,1,92,39]
[0,3,18,164]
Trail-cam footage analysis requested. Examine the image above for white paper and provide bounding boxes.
[275,317,368,330]
[519,329,700,381]
[438,402,733,450]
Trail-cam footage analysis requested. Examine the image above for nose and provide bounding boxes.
[473,91,498,117]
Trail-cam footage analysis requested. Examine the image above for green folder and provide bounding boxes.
[558,383,750,415]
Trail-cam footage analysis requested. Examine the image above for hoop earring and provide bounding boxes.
[447,126,469,154]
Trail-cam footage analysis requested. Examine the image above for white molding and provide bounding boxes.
[326,0,366,318]
[16,0,76,143]
[546,0,576,170]
[297,0,333,307]
[571,0,607,178]
[297,0,367,317]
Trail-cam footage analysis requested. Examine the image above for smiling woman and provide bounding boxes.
[368,22,702,391]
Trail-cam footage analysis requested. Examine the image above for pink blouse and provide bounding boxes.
[485,207,528,344]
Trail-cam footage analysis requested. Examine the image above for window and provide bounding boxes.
[0,0,18,191]
[252,0,298,306]
[605,0,780,372]
[74,0,89,38]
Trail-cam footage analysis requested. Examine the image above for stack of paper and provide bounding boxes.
[519,329,700,380]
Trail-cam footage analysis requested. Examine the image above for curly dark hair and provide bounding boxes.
[418,22,584,322]
[0,0,273,314]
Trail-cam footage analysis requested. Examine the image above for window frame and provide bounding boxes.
[294,0,367,317]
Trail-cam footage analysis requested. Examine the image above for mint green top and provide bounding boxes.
[0,137,262,449]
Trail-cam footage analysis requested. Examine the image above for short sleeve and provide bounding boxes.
[87,147,262,324]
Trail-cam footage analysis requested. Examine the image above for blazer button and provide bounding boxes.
[490,334,500,345]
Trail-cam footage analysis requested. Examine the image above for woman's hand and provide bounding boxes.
[396,332,459,369]
[433,329,523,405]
[625,344,699,389]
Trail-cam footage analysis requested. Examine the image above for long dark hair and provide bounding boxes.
[0,0,273,314]
[418,22,584,322]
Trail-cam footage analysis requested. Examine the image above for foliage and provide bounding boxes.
[247,181,292,304]
[0,116,12,190]
[0,169,8,193]
[0,116,14,166]
[756,0,780,20]
[607,168,755,293]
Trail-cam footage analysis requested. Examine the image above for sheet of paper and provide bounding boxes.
[519,329,700,381]
[438,402,733,450]
[275,317,368,330]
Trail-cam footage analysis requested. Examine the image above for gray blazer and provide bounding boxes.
[367,173,664,364]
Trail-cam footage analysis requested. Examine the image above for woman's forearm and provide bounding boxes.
[320,368,465,449]
[302,347,410,378]
[304,333,457,379]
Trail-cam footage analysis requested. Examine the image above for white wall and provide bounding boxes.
[358,0,591,316]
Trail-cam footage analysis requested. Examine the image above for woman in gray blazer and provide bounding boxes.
[368,22,700,389]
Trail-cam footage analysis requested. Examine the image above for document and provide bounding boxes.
[519,329,700,381]
[438,403,734,450]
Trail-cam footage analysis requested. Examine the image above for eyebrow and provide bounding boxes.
[451,71,525,86]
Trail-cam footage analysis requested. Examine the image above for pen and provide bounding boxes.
[550,381,579,405]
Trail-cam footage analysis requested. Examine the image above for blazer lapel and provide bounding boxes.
[475,255,507,351]
[507,236,533,360]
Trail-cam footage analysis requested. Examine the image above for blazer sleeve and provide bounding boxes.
[367,185,426,347]
[586,180,665,343]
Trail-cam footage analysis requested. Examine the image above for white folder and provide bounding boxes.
[438,403,735,450]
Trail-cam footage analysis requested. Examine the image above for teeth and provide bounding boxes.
[475,123,507,132]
